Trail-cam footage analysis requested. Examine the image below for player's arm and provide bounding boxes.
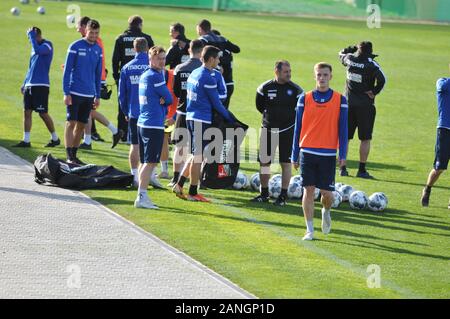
[112,37,121,83]
[28,29,52,55]
[338,46,357,65]
[372,65,386,96]
[338,96,349,163]
[62,44,76,97]
[204,78,233,122]
[173,68,182,98]
[118,67,129,116]
[437,78,450,93]
[225,39,240,53]
[165,44,181,67]
[146,35,155,49]
[154,74,173,107]
[255,83,265,114]
[217,72,228,102]
[291,94,305,166]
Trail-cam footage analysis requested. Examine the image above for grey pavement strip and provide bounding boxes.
[0,147,254,299]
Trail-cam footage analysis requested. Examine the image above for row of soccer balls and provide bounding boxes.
[233,172,388,212]
[11,3,45,16]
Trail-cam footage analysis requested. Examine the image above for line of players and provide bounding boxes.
[18,15,449,240]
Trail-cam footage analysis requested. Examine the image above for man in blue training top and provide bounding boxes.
[134,46,173,209]
[172,45,235,202]
[119,37,149,187]
[421,66,450,209]
[62,19,102,165]
[15,26,59,148]
[291,62,348,241]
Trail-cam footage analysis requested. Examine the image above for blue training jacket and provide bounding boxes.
[291,89,348,163]
[23,30,53,88]
[437,78,450,130]
[119,52,150,119]
[186,66,233,124]
[63,38,102,98]
[138,68,173,129]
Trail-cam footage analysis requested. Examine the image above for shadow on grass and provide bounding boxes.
[344,159,407,172]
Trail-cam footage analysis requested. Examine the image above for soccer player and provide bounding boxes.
[15,26,59,148]
[172,45,235,202]
[113,15,154,141]
[118,38,149,186]
[197,19,240,108]
[251,60,303,206]
[339,41,386,179]
[291,62,348,241]
[135,46,173,209]
[62,20,102,165]
[75,16,122,150]
[421,69,450,209]
[166,22,191,69]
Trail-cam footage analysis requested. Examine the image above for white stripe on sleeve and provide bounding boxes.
[204,84,217,89]
[154,81,166,88]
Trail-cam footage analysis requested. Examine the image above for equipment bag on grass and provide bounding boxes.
[200,112,248,189]
[34,153,133,190]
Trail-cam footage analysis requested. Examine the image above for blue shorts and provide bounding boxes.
[128,118,139,145]
[138,127,164,164]
[187,120,212,156]
[66,94,93,124]
[434,128,450,170]
[300,151,336,191]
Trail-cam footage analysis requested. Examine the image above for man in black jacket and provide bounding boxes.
[339,41,386,179]
[197,19,240,108]
[252,60,303,206]
[166,22,190,70]
[112,15,154,141]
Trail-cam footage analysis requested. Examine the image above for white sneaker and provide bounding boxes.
[302,232,314,241]
[134,196,159,209]
[321,208,331,234]
[150,177,164,189]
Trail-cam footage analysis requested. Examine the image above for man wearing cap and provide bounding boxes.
[338,41,386,179]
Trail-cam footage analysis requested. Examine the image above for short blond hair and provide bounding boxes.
[314,62,332,72]
[149,46,166,57]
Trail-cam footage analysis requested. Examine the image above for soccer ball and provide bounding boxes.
[338,184,354,202]
[233,171,249,190]
[66,14,76,25]
[249,173,260,192]
[269,174,282,198]
[368,192,388,212]
[335,182,343,191]
[20,0,30,4]
[349,191,369,210]
[37,6,45,14]
[331,191,343,208]
[291,175,302,185]
[11,7,20,15]
[287,179,303,199]
[314,187,321,200]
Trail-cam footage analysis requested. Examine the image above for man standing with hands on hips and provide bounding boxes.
[291,62,348,241]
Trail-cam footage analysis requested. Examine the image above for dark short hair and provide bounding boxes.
[190,39,204,55]
[171,22,185,35]
[314,62,332,72]
[128,15,143,28]
[32,26,42,36]
[198,19,211,32]
[358,41,373,56]
[78,16,90,27]
[275,60,290,71]
[202,45,220,63]
[86,19,100,30]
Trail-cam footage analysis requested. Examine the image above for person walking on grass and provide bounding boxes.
[291,62,348,241]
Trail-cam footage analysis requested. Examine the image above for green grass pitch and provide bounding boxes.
[0,0,449,298]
